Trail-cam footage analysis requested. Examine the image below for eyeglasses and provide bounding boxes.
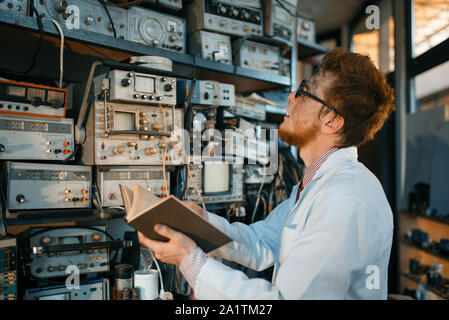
[295,80,342,117]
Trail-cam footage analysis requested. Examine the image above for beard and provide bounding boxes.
[279,118,319,147]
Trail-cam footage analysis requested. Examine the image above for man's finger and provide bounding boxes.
[138,231,162,251]
[154,224,182,240]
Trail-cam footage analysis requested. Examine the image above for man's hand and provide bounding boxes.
[183,200,207,219]
[137,224,197,266]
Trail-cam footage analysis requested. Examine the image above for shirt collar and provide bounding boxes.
[301,147,339,188]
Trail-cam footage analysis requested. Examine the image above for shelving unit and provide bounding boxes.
[399,210,449,299]
[401,272,449,300]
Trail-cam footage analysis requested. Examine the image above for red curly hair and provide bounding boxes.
[317,48,395,147]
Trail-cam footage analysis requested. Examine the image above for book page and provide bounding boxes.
[120,184,161,221]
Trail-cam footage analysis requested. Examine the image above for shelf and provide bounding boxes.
[0,11,292,91]
[297,39,329,59]
[401,238,449,263]
[4,208,124,226]
[401,210,449,227]
[401,272,449,299]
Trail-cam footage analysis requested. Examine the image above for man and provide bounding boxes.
[138,48,396,299]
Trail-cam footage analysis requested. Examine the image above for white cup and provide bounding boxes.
[134,269,159,300]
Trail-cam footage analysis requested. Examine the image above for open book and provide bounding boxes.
[120,184,232,253]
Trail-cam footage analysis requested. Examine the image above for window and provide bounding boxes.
[412,0,449,57]
[351,0,394,73]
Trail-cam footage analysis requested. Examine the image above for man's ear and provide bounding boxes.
[321,113,344,134]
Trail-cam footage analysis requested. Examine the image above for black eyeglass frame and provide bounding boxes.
[294,80,342,117]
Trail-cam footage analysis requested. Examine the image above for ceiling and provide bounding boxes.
[297,0,368,35]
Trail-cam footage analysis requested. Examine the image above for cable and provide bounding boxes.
[158,105,169,197]
[147,246,166,298]
[44,18,64,88]
[25,1,44,74]
[274,0,301,18]
[105,0,145,8]
[251,168,266,223]
[186,163,206,212]
[98,0,117,38]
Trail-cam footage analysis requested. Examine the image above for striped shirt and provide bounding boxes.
[179,147,339,291]
[296,147,339,201]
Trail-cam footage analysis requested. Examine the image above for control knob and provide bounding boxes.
[231,8,239,17]
[16,194,25,203]
[164,84,174,92]
[121,78,132,87]
[241,10,250,21]
[85,15,94,25]
[217,5,227,15]
[30,96,43,107]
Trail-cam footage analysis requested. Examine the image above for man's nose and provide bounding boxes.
[287,91,296,103]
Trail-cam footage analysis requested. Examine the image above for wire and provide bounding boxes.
[186,163,206,212]
[25,1,44,74]
[104,0,145,8]
[251,167,266,223]
[158,105,169,197]
[44,18,64,88]
[98,0,117,38]
[147,246,166,297]
[275,0,301,18]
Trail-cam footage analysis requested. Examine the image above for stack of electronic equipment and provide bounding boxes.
[0,76,105,300]
[185,0,307,77]
[4,0,318,76]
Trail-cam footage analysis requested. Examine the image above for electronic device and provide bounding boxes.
[128,6,186,53]
[82,101,185,166]
[21,226,124,279]
[244,164,275,184]
[0,0,28,15]
[186,158,244,204]
[297,14,316,43]
[0,238,17,300]
[0,79,67,118]
[264,0,296,43]
[188,30,232,64]
[143,0,183,11]
[234,40,280,74]
[34,0,129,39]
[177,80,235,107]
[409,258,430,275]
[230,96,266,121]
[184,0,263,37]
[280,57,291,77]
[191,106,218,133]
[25,278,110,300]
[93,69,177,106]
[408,182,430,215]
[405,229,431,248]
[0,115,73,160]
[97,166,169,207]
[437,239,449,257]
[218,0,261,9]
[5,162,92,211]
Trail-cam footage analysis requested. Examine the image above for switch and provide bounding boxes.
[203,92,209,100]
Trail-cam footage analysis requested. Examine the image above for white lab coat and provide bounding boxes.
[194,146,393,300]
